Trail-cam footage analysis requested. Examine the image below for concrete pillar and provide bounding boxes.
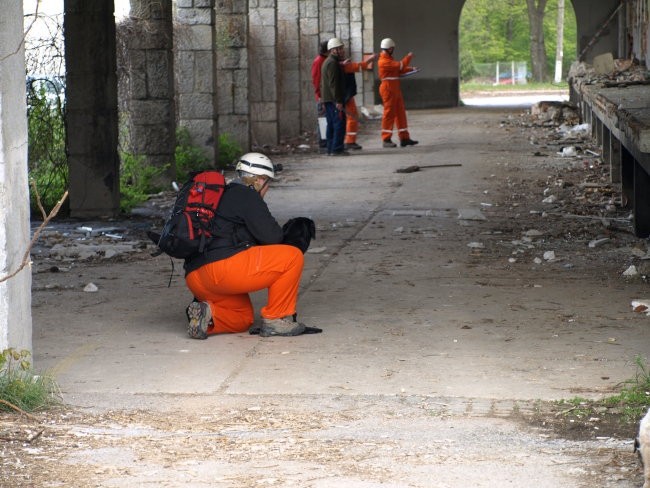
[215,0,250,153]
[119,0,176,181]
[249,0,278,146]
[278,0,301,138]
[0,1,32,352]
[610,136,622,185]
[359,0,374,107]
[64,0,120,218]
[298,0,321,133]
[175,0,218,159]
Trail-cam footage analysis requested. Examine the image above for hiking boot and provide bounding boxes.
[383,139,397,148]
[345,142,363,150]
[186,301,212,340]
[259,316,306,337]
[400,138,419,147]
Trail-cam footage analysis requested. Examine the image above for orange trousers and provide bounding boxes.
[379,80,410,141]
[344,98,359,144]
[185,245,304,335]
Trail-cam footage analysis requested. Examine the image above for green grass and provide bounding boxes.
[556,356,650,423]
[0,349,60,413]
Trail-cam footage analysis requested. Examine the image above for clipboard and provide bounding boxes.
[400,67,421,78]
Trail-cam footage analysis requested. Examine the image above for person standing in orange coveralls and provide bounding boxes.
[378,37,418,148]
[184,153,311,339]
[342,53,377,150]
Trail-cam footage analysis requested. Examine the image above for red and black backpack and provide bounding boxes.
[152,170,226,259]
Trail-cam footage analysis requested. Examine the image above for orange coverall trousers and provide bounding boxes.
[344,98,359,144]
[379,79,410,142]
[185,244,304,335]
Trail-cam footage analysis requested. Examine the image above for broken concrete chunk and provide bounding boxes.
[623,265,638,277]
[593,52,615,75]
[543,251,556,261]
[457,208,486,221]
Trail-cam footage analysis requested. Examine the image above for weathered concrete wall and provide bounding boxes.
[172,0,372,150]
[175,0,218,159]
[572,0,620,62]
[65,0,120,218]
[0,0,31,352]
[118,0,175,182]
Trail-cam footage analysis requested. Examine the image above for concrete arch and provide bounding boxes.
[373,0,621,109]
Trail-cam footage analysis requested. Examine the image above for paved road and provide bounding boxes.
[26,107,646,487]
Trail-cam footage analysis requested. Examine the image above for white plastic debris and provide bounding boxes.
[559,146,577,157]
[588,238,610,248]
[297,144,310,150]
[543,251,556,261]
[84,283,99,292]
[508,258,517,263]
[394,226,404,234]
[542,195,557,204]
[533,257,542,264]
[623,265,638,277]
[467,242,484,249]
[631,299,650,315]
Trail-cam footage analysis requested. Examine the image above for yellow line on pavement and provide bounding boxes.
[50,342,99,376]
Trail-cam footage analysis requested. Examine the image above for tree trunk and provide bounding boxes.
[526,0,548,82]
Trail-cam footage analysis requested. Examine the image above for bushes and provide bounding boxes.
[175,127,243,183]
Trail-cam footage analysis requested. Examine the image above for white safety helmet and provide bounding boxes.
[327,37,344,51]
[235,152,276,179]
[380,38,396,50]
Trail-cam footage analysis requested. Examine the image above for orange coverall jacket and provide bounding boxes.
[378,51,415,141]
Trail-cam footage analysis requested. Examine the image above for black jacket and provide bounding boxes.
[183,181,283,275]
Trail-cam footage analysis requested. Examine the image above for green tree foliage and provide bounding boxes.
[460,0,577,82]
[27,78,68,215]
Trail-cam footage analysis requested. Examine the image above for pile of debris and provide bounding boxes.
[568,53,650,89]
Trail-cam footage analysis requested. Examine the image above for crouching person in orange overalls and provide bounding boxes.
[184,153,310,339]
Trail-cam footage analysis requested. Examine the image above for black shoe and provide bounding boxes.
[345,143,363,150]
[383,139,397,148]
[400,138,418,147]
